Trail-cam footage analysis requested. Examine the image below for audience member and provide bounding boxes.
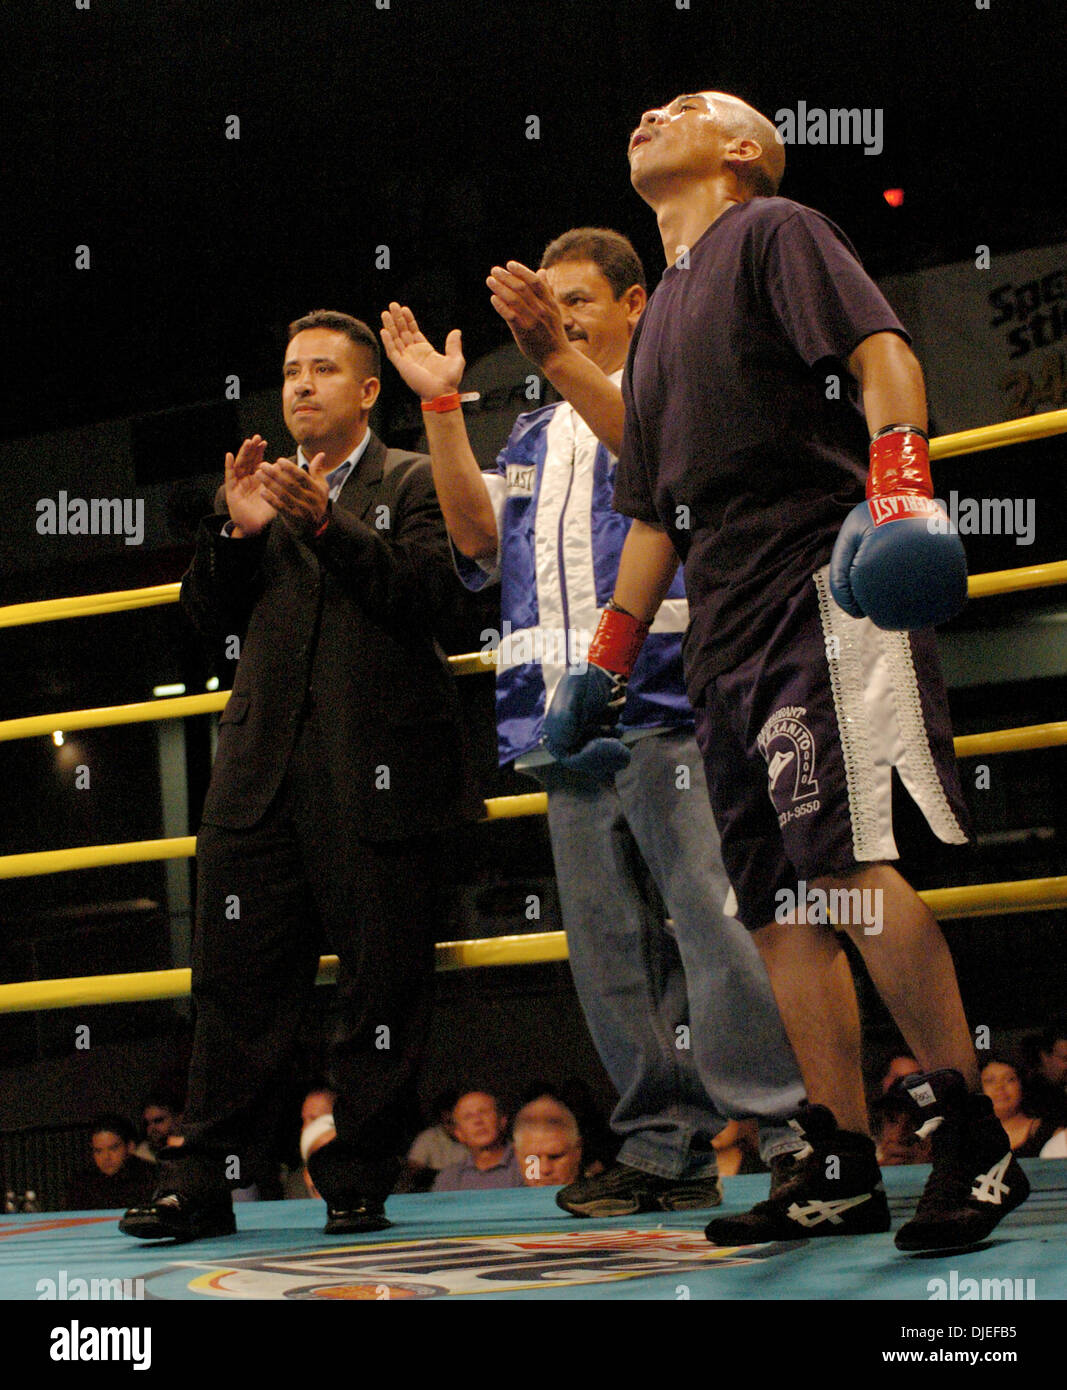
[407,1089,467,1173]
[394,1089,467,1192]
[872,1095,934,1166]
[65,1116,157,1211]
[1021,1023,1067,1127]
[879,1055,922,1096]
[514,1099,584,1187]
[301,1086,337,1129]
[432,1090,522,1191]
[514,1080,617,1176]
[299,1115,338,1200]
[711,1119,764,1176]
[136,1092,184,1162]
[283,1086,338,1199]
[981,1057,1060,1158]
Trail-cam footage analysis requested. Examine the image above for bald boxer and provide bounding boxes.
[546,91,1028,1251]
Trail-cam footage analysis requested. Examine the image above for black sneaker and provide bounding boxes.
[893,1069,1030,1252]
[119,1191,236,1242]
[704,1105,890,1244]
[556,1162,723,1217]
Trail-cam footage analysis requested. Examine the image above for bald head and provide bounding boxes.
[700,92,785,196]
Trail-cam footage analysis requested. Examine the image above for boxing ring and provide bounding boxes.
[1,409,1066,1318]
[2,1163,1065,1304]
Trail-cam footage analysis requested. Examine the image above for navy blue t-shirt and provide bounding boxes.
[613,196,909,701]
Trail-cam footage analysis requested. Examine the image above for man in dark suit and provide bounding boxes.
[120,311,475,1241]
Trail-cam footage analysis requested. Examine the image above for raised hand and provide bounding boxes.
[225,435,277,536]
[487,260,569,367]
[381,303,465,402]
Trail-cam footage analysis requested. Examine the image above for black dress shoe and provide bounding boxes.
[119,1192,236,1242]
[323,1198,392,1235]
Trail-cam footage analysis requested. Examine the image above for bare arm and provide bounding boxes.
[847,331,928,437]
[541,348,626,458]
[612,519,680,622]
[380,304,499,562]
[487,261,626,455]
[420,409,499,561]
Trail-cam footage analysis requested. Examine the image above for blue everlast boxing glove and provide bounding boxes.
[543,601,650,777]
[829,424,967,630]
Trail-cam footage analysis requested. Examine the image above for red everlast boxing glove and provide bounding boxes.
[543,602,650,777]
[829,424,968,629]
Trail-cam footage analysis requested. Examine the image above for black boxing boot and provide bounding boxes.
[893,1069,1030,1252]
[705,1104,889,1244]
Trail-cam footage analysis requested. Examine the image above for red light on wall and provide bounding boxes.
[883,188,905,207]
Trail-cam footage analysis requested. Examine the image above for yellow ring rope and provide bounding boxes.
[3,874,1066,1016]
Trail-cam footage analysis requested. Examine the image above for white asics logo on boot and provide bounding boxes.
[972,1152,1012,1205]
[910,1082,937,1107]
[786,1193,871,1227]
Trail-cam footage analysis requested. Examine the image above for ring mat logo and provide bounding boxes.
[158,1229,794,1298]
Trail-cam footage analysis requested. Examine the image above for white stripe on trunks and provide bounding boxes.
[813,567,967,861]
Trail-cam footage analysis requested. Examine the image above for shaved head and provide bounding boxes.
[700,91,785,195]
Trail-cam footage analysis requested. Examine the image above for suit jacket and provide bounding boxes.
[181,432,479,842]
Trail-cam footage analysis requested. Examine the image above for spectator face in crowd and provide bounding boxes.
[142,1102,181,1154]
[981,1060,1027,1123]
[298,1088,338,1198]
[873,1100,934,1166]
[92,1127,135,1178]
[1037,1031,1067,1088]
[301,1088,337,1128]
[514,1103,583,1187]
[452,1092,508,1157]
[880,1055,921,1095]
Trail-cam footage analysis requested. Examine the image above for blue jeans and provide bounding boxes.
[539,728,805,1178]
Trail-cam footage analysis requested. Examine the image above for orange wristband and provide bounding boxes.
[421,392,462,414]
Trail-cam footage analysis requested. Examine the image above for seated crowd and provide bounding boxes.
[50,1019,1067,1211]
[872,1028,1067,1165]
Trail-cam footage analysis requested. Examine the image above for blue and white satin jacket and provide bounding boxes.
[454,386,693,765]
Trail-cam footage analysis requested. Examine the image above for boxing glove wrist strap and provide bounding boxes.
[587,601,651,677]
[867,426,933,500]
[871,423,928,443]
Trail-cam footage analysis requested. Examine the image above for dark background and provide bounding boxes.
[1,0,1065,1154]
[9,0,1065,443]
